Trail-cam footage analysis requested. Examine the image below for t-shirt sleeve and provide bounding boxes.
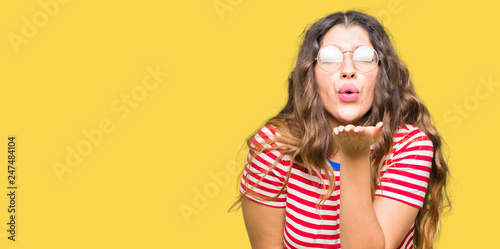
[239,125,288,208]
[375,126,433,209]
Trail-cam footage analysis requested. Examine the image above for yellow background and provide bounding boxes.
[1,0,498,248]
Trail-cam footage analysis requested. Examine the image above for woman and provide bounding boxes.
[232,10,450,249]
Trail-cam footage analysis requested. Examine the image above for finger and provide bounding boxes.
[338,126,349,139]
[339,129,349,140]
[345,124,355,132]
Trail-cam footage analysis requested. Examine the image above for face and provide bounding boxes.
[314,25,379,127]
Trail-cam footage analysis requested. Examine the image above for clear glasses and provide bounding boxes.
[315,45,380,73]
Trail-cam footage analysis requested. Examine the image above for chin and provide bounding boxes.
[338,113,362,124]
[328,114,360,127]
[339,119,360,126]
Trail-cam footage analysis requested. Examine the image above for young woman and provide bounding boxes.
[233,10,450,249]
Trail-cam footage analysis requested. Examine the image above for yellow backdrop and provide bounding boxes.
[1,0,498,248]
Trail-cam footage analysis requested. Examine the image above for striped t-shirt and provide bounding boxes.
[240,124,433,249]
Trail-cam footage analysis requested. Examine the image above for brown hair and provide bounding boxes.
[232,10,450,249]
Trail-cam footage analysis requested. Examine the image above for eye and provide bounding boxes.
[319,46,343,63]
[353,46,375,62]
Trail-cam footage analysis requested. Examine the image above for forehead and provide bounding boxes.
[320,25,372,50]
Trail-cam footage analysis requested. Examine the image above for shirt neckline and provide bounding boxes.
[328,160,340,171]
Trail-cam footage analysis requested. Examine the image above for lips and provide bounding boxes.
[338,84,359,102]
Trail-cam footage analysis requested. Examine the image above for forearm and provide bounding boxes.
[339,152,385,249]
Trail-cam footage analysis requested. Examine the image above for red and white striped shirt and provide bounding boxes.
[240,124,433,249]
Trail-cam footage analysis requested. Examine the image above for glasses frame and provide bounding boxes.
[315,45,380,73]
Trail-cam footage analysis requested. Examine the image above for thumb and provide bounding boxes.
[373,122,384,139]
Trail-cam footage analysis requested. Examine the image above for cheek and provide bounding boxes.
[364,71,378,105]
[315,66,337,93]
[314,66,327,86]
[314,67,330,96]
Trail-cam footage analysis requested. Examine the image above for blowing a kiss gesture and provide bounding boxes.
[237,11,449,249]
[333,122,384,158]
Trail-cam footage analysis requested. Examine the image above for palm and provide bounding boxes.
[333,122,383,157]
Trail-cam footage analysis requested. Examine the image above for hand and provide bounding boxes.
[333,122,384,157]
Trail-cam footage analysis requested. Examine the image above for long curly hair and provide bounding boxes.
[232,10,450,249]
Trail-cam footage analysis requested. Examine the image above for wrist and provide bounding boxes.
[340,150,371,175]
[340,147,371,160]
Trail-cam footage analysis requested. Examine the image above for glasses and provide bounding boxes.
[315,45,380,73]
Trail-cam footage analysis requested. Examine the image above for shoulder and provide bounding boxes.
[250,124,283,150]
[392,124,433,154]
[241,125,290,205]
[376,125,434,209]
[247,124,289,169]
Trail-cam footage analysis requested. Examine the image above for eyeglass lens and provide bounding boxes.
[317,45,378,72]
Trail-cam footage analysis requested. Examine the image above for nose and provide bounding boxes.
[340,54,357,79]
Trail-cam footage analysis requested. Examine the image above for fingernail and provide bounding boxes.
[380,123,384,129]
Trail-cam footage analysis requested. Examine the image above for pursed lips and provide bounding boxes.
[338,84,359,102]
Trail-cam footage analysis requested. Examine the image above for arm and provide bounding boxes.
[241,197,286,249]
[240,125,288,248]
[334,123,422,249]
[338,143,385,249]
